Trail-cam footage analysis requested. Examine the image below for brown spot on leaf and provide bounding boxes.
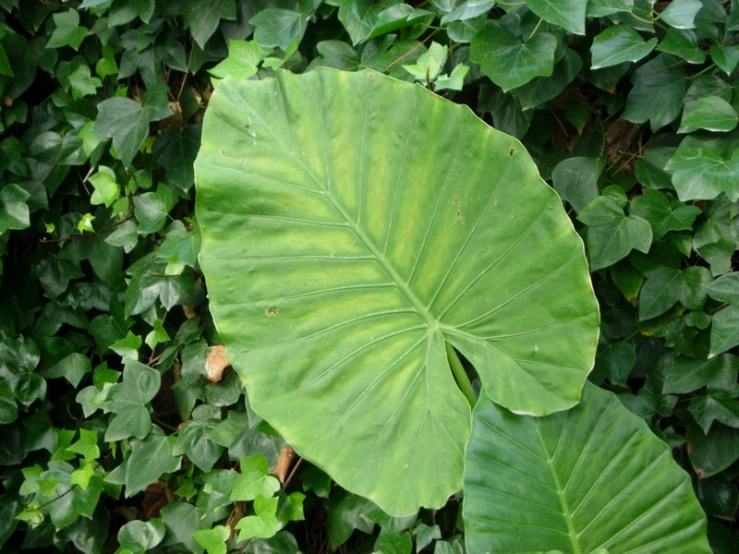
[265,306,278,317]
[453,197,464,223]
[206,345,230,383]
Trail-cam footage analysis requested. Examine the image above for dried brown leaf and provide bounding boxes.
[206,344,230,383]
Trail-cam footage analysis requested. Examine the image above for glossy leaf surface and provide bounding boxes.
[195,69,599,515]
[464,383,711,554]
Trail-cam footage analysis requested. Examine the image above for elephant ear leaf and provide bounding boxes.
[195,68,599,516]
[464,382,711,554]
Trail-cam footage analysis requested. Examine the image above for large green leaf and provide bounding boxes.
[464,383,711,554]
[195,69,599,515]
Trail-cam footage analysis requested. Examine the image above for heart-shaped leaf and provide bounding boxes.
[464,383,711,553]
[195,69,599,515]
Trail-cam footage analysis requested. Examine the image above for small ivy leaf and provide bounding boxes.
[109,0,156,27]
[366,4,433,41]
[0,378,18,424]
[46,10,88,51]
[144,319,170,349]
[133,184,175,234]
[470,26,557,92]
[0,184,31,234]
[659,0,702,29]
[552,156,604,213]
[656,28,706,64]
[69,462,95,490]
[414,523,442,553]
[622,54,688,131]
[587,0,635,17]
[158,221,201,274]
[278,491,305,526]
[118,518,166,553]
[637,266,712,321]
[629,189,702,240]
[231,453,281,501]
[235,495,280,541]
[42,352,92,388]
[679,96,739,133]
[577,196,653,270]
[710,305,739,357]
[183,0,238,48]
[153,125,202,192]
[525,0,587,35]
[663,354,739,394]
[109,331,142,362]
[124,252,196,317]
[172,409,224,472]
[440,0,495,25]
[193,525,230,554]
[333,0,398,45]
[689,395,739,434]
[512,49,583,110]
[667,147,739,202]
[590,25,657,69]
[710,44,739,76]
[94,86,172,167]
[403,42,448,85]
[250,9,308,51]
[104,360,160,441]
[88,166,120,208]
[124,426,181,496]
[705,273,739,305]
[76,213,96,233]
[209,40,264,79]
[435,64,470,92]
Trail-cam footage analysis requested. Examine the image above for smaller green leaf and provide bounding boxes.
[118,519,166,553]
[46,10,88,50]
[470,26,557,92]
[705,272,739,304]
[525,0,587,34]
[0,184,31,234]
[689,395,739,433]
[552,156,603,213]
[590,25,657,69]
[667,147,739,202]
[659,0,702,29]
[133,184,174,234]
[629,189,702,240]
[637,266,711,321]
[440,0,495,25]
[710,44,739,76]
[622,54,687,131]
[124,426,181,496]
[76,213,96,233]
[679,96,738,133]
[710,305,739,357]
[68,64,101,100]
[656,28,706,64]
[434,64,469,91]
[375,529,412,554]
[414,523,441,553]
[688,423,739,478]
[235,495,279,541]
[663,354,738,394]
[66,429,100,463]
[403,42,448,84]
[367,4,433,40]
[110,331,142,362]
[104,360,160,442]
[88,166,120,208]
[578,196,652,270]
[209,40,263,79]
[250,9,307,51]
[231,453,280,501]
[193,525,230,554]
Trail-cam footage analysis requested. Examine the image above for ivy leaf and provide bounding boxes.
[678,96,738,133]
[590,25,657,69]
[88,166,120,208]
[375,529,412,554]
[470,26,557,91]
[578,196,652,270]
[435,64,470,91]
[705,273,739,305]
[622,54,687,131]
[629,189,702,240]
[133,184,175,234]
[511,49,582,110]
[158,221,201,273]
[0,378,18,424]
[637,266,711,321]
[41,461,104,529]
[94,86,172,167]
[160,502,203,553]
[659,0,702,29]
[104,360,160,441]
[403,42,448,84]
[124,425,181,495]
[124,252,196,317]
[552,156,603,213]
[153,125,202,192]
[110,331,142,362]
[332,0,397,45]
[193,525,230,554]
[367,4,433,40]
[525,0,587,35]
[208,40,263,79]
[0,184,31,234]
[118,518,166,553]
[439,0,495,25]
[172,406,224,472]
[235,495,279,541]
[689,395,739,434]
[250,9,307,50]
[109,0,156,27]
[656,28,706,64]
[710,306,739,357]
[710,44,739,75]
[183,0,238,48]
[231,453,280,501]
[667,147,739,202]
[46,10,88,50]
[587,0,634,17]
[67,64,101,100]
[42,352,91,388]
[663,354,739,394]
